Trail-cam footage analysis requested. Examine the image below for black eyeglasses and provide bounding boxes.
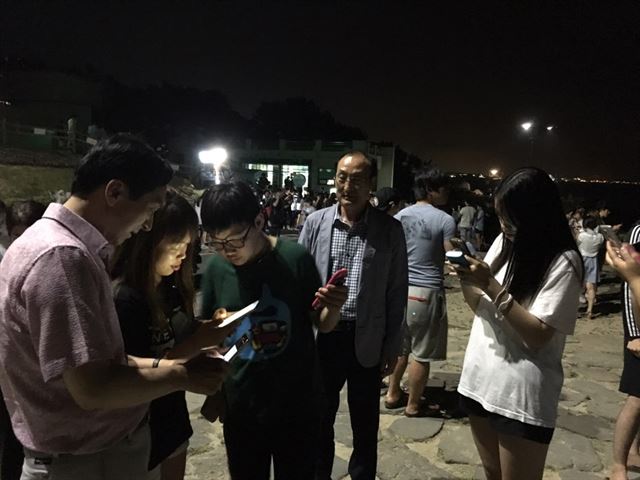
[210,225,253,251]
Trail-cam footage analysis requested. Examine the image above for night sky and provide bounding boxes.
[3,1,640,180]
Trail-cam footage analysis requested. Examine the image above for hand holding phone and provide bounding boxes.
[312,268,348,310]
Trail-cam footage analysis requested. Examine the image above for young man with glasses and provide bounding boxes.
[199,181,348,480]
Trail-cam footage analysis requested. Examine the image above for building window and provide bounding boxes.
[318,168,335,185]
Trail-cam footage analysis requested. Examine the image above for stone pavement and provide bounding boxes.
[184,273,634,479]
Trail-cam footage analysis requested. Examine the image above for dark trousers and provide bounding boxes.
[0,394,22,480]
[224,413,318,480]
[315,330,380,480]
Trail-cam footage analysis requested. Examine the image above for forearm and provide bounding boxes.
[460,282,483,312]
[127,355,178,368]
[64,363,187,410]
[485,279,553,349]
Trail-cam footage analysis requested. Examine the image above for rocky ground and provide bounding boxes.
[184,269,635,479]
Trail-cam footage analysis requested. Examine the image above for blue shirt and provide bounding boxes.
[395,203,456,289]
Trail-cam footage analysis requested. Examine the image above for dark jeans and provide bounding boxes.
[0,394,22,480]
[224,413,318,480]
[315,329,380,480]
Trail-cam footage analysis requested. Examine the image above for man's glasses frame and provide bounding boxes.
[210,225,253,252]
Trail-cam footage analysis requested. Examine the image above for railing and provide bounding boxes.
[0,118,93,155]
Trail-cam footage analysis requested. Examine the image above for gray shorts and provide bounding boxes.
[21,422,150,480]
[583,255,599,284]
[401,286,448,362]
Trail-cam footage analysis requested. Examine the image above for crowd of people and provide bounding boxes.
[0,135,639,480]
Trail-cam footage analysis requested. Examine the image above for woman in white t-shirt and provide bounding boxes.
[451,167,583,480]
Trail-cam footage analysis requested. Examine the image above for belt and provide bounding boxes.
[332,321,356,332]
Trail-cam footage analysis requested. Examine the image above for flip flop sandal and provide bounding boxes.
[384,392,408,409]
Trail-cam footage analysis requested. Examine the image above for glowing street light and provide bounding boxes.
[546,125,554,132]
[489,168,500,178]
[198,147,228,184]
[521,121,533,132]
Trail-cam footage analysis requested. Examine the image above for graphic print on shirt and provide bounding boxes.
[224,284,291,362]
[401,216,432,241]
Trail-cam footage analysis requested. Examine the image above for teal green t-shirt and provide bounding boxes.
[200,238,323,422]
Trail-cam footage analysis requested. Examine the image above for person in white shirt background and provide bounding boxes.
[458,200,476,243]
[450,167,583,480]
[577,216,605,319]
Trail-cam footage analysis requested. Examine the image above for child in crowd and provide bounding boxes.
[199,181,347,480]
[112,192,234,480]
[577,216,605,319]
[452,167,583,480]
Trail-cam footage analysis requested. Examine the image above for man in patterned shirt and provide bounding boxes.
[299,151,408,480]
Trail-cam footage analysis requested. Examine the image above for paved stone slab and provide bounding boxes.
[377,440,453,479]
[185,451,230,480]
[546,429,603,472]
[586,399,623,421]
[332,456,349,479]
[557,470,604,480]
[566,378,622,404]
[438,426,481,465]
[558,387,589,408]
[388,416,443,442]
[556,410,613,440]
[334,413,353,447]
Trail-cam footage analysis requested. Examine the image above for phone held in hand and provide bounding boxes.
[222,334,250,362]
[312,268,348,310]
[446,250,471,268]
[600,226,622,248]
[450,238,473,257]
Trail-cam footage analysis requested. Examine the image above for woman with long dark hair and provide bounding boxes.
[112,192,230,480]
[452,168,583,480]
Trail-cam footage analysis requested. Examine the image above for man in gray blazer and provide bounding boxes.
[299,151,408,480]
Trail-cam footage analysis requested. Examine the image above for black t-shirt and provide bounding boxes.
[115,280,196,469]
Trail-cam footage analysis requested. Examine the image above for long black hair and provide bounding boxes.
[491,167,582,305]
[112,191,199,326]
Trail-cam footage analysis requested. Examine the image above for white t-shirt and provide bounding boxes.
[458,234,582,428]
[577,229,604,258]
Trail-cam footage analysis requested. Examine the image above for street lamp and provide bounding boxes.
[521,121,533,132]
[546,125,554,132]
[198,147,228,185]
[489,168,500,178]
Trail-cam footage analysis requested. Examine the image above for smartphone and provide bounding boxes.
[312,268,348,310]
[222,334,250,362]
[446,250,470,268]
[450,238,473,257]
[216,300,260,329]
[600,226,622,248]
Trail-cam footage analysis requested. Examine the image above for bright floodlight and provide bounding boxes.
[546,125,554,131]
[521,122,533,132]
[198,147,228,168]
[489,168,499,177]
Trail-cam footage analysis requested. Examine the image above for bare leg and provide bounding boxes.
[498,432,549,480]
[385,355,408,405]
[612,396,640,479]
[629,429,640,468]
[405,360,430,415]
[468,415,501,480]
[586,282,596,318]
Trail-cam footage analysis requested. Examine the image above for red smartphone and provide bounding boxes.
[312,268,348,310]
